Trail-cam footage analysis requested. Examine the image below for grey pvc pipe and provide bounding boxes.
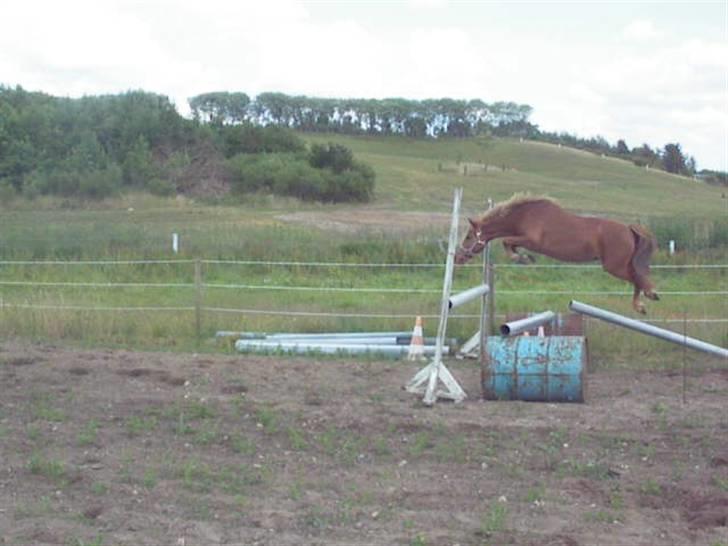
[235,339,448,357]
[449,283,490,309]
[224,331,411,340]
[500,311,556,336]
[569,300,728,359]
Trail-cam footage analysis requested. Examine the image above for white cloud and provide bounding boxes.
[1,1,725,170]
[621,19,663,41]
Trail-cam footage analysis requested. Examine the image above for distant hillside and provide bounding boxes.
[1,86,723,217]
[301,132,726,220]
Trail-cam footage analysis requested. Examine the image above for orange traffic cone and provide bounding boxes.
[407,316,426,361]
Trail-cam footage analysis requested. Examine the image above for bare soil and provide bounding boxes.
[1,341,727,546]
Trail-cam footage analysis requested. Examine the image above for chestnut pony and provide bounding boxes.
[454,195,659,314]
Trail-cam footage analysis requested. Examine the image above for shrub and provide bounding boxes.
[228,146,375,203]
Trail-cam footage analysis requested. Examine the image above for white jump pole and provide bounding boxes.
[449,284,490,309]
[405,188,467,405]
[500,311,557,336]
[569,300,728,359]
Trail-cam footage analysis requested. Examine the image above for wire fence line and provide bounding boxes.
[2,301,725,324]
[1,279,726,297]
[1,258,726,325]
[1,258,727,269]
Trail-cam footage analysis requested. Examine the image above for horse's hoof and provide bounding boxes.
[647,292,660,301]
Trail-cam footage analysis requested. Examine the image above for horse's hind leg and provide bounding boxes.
[633,269,660,301]
[632,285,646,314]
[601,249,648,313]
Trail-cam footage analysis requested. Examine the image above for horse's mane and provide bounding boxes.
[475,193,559,222]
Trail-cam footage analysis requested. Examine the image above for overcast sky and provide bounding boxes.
[1,0,726,170]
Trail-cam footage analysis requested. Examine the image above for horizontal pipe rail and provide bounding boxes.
[569,300,728,359]
[500,311,556,336]
[448,284,490,309]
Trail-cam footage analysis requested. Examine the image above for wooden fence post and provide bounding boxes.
[194,259,203,346]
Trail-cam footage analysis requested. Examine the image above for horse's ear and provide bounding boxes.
[468,218,477,228]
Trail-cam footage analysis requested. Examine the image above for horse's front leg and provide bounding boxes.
[502,237,535,264]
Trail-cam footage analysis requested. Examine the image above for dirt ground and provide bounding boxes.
[1,341,727,546]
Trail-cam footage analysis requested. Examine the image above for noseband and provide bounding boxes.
[457,228,487,260]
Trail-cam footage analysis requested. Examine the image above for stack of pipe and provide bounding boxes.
[219,331,454,358]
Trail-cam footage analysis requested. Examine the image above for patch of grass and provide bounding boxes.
[143,468,158,489]
[289,481,304,501]
[584,509,622,524]
[25,425,42,443]
[90,482,108,495]
[714,476,728,492]
[255,405,279,434]
[186,400,217,420]
[640,478,662,496]
[30,394,65,422]
[14,495,54,519]
[525,484,546,503]
[71,535,105,546]
[434,433,468,464]
[126,415,158,437]
[409,431,434,458]
[610,488,625,510]
[230,433,256,455]
[179,458,215,493]
[557,459,615,481]
[193,425,218,446]
[287,426,308,450]
[77,420,100,446]
[480,502,508,535]
[28,452,67,485]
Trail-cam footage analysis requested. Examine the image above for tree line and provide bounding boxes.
[0,86,374,202]
[189,91,533,139]
[1,85,722,204]
[190,91,710,179]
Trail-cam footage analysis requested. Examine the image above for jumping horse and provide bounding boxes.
[454,195,659,314]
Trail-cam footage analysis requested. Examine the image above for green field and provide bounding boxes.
[1,134,726,367]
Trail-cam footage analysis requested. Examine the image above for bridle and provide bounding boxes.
[457,226,487,260]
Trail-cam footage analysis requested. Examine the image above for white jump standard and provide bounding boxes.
[405,188,488,405]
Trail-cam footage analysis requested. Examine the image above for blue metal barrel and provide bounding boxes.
[482,336,587,403]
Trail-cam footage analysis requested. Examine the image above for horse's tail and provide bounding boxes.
[629,224,657,278]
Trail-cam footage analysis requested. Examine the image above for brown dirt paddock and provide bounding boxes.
[1,340,727,546]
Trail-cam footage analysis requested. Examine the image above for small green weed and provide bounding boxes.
[409,431,433,458]
[77,420,99,446]
[72,534,104,546]
[480,502,507,535]
[230,433,256,455]
[640,478,662,496]
[525,484,546,503]
[90,482,108,495]
[256,406,278,434]
[28,452,67,485]
[126,415,158,437]
[714,476,728,492]
[287,426,308,450]
[31,395,65,422]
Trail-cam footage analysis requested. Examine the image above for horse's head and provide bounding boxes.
[454,218,487,265]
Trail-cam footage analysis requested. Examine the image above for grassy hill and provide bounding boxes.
[302,133,726,221]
